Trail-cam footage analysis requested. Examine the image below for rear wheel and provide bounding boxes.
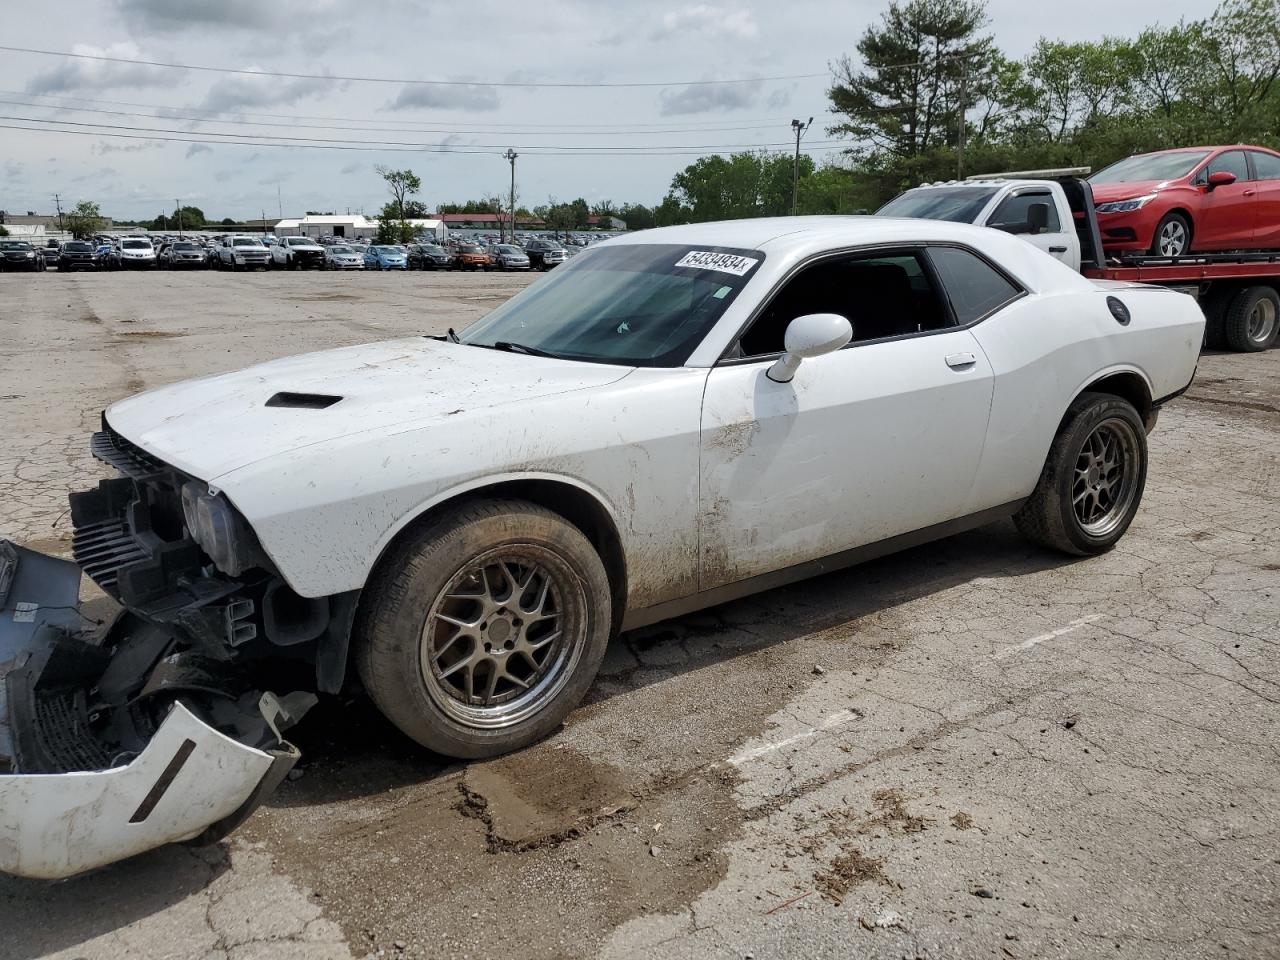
[1223,285,1280,352]
[356,499,612,758]
[1150,212,1192,258]
[1015,393,1148,556]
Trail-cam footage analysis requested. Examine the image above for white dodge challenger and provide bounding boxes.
[0,217,1203,878]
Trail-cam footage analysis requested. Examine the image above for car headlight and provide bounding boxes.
[1096,194,1157,214]
[181,482,266,577]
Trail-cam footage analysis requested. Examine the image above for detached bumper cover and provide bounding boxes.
[1,541,309,880]
[0,703,296,880]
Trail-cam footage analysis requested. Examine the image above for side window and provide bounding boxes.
[1249,151,1280,180]
[735,250,951,358]
[1205,150,1250,182]
[989,192,1061,233]
[927,247,1022,325]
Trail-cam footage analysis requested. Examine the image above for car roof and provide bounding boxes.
[606,216,1092,295]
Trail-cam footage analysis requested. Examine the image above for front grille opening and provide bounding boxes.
[265,392,342,410]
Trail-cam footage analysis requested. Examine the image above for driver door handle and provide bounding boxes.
[1049,245,1068,253]
[945,352,977,370]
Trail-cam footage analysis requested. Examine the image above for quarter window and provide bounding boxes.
[927,247,1022,324]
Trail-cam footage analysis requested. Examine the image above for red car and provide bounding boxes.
[1089,145,1280,258]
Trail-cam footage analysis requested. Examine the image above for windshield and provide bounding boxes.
[877,186,1000,223]
[330,245,354,254]
[458,244,484,253]
[1,241,31,250]
[172,242,199,250]
[461,243,762,367]
[287,238,312,246]
[64,242,93,251]
[233,238,262,247]
[421,245,444,254]
[122,239,152,249]
[496,245,522,254]
[1091,150,1211,184]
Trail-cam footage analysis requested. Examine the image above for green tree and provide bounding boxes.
[0,225,8,237]
[828,0,992,161]
[66,200,104,239]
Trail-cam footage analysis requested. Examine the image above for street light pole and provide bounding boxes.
[504,148,518,244]
[791,117,812,217]
[176,198,183,238]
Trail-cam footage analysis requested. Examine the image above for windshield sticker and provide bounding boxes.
[674,251,759,276]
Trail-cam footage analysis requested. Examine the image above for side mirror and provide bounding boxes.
[1207,170,1237,189]
[767,313,854,384]
[1026,202,1050,235]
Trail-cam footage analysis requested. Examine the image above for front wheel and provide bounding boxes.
[1150,212,1192,258]
[356,499,612,759]
[1014,393,1148,556]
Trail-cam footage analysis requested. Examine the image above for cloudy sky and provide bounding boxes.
[1,0,1198,221]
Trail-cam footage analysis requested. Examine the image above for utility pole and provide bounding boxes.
[176,198,183,237]
[277,183,283,220]
[53,193,64,233]
[956,66,969,181]
[261,208,267,236]
[504,148,518,244]
[790,118,812,216]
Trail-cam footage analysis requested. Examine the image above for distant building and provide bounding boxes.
[274,214,447,241]
[587,215,627,230]
[0,211,114,231]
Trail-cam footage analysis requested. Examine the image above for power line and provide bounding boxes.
[0,98,796,138]
[0,114,841,152]
[0,45,824,89]
[0,89,803,130]
[0,122,842,157]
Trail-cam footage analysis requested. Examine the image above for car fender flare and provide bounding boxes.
[366,470,625,571]
[1063,363,1155,430]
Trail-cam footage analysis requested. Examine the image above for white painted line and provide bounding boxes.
[995,615,1106,660]
[728,710,858,766]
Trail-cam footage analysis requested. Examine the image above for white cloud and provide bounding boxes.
[186,144,213,158]
[93,139,166,155]
[25,42,171,95]
[387,83,500,112]
[651,4,758,41]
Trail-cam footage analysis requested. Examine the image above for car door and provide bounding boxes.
[1246,150,1280,247]
[985,189,1074,265]
[697,248,997,590]
[1193,150,1257,249]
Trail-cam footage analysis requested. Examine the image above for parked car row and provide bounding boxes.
[6,233,585,275]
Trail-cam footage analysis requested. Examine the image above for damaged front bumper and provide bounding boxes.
[0,541,313,880]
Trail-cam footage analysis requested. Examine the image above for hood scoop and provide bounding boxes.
[265,392,343,410]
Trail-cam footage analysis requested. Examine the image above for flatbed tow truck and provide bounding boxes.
[879,168,1280,353]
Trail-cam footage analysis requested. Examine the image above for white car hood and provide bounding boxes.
[106,338,632,480]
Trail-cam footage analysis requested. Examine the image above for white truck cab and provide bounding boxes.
[877,169,1094,272]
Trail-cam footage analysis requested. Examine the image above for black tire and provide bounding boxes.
[356,499,612,759]
[1014,392,1148,556]
[1149,211,1192,258]
[1223,285,1280,352]
[1201,287,1233,350]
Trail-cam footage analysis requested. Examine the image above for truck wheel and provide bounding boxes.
[1150,212,1191,258]
[1223,285,1280,352]
[356,499,612,759]
[1014,393,1148,556]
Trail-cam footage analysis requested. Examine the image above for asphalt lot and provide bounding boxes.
[1,270,1278,960]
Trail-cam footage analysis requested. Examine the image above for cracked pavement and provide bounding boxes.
[1,271,1277,960]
